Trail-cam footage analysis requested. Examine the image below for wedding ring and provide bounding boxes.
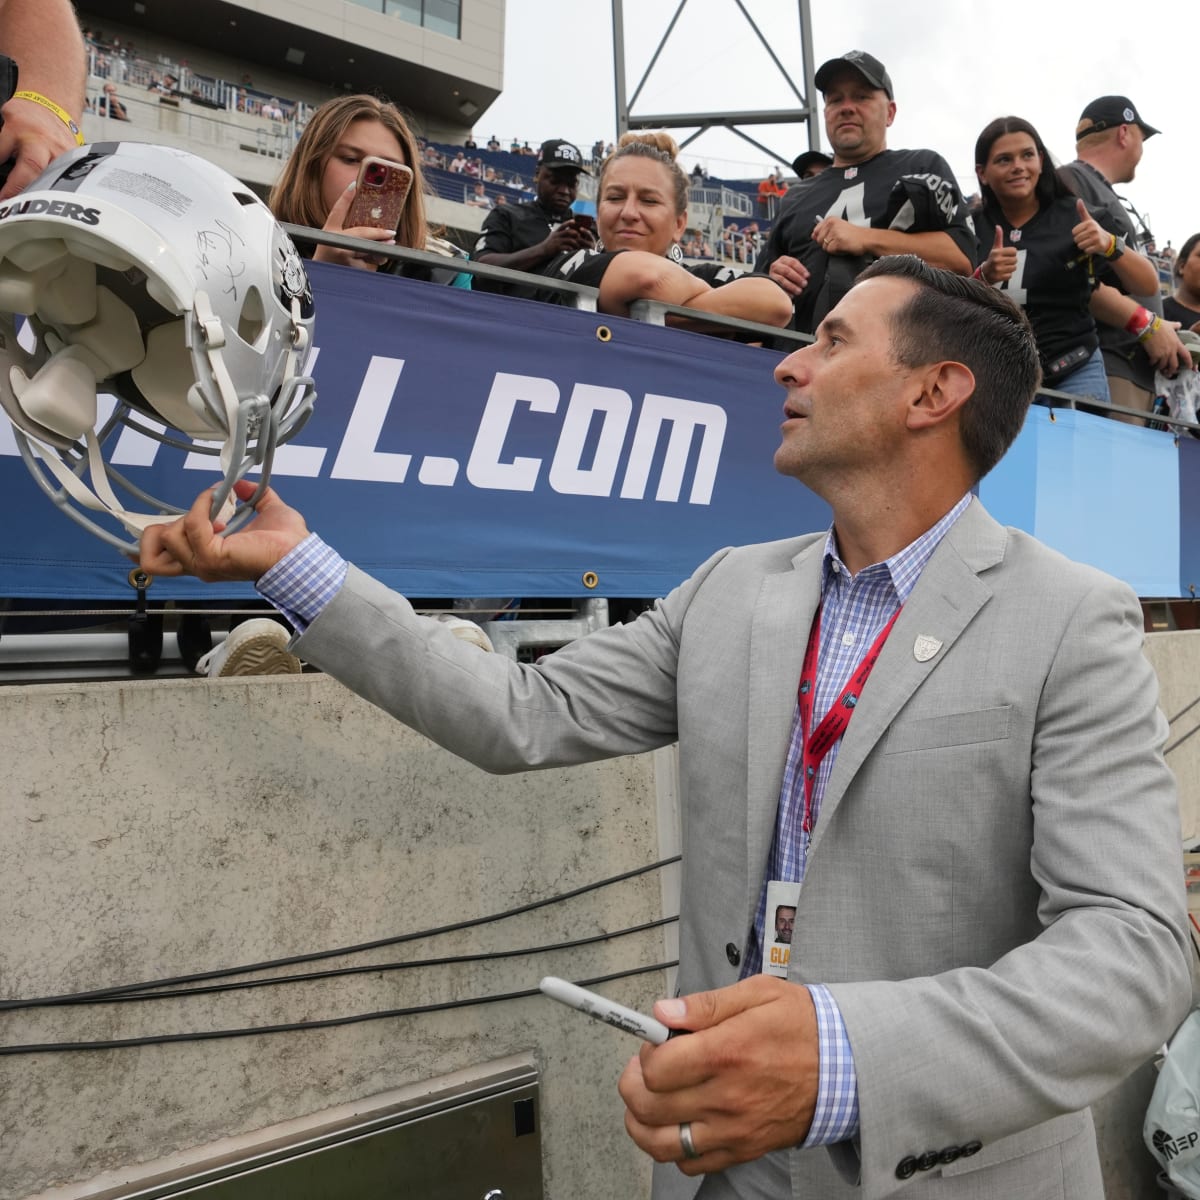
[679,1120,701,1160]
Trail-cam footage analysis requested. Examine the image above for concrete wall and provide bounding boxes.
[0,674,678,1199]
[3,629,1195,1197]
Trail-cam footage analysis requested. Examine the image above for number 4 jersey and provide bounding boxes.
[972,194,1123,380]
[755,148,976,333]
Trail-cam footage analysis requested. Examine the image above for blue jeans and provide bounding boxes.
[1054,348,1111,405]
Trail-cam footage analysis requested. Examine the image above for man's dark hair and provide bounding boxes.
[858,255,1041,480]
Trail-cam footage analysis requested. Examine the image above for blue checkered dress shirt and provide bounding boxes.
[741,493,972,1146]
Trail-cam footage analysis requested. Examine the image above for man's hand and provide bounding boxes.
[0,93,78,198]
[980,225,1017,286]
[812,215,868,258]
[139,480,310,583]
[618,975,819,1176]
[766,254,810,297]
[541,219,596,258]
[1144,320,1189,378]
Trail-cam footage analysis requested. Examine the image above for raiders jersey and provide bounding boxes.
[472,199,567,298]
[540,247,744,293]
[973,195,1120,379]
[755,148,976,333]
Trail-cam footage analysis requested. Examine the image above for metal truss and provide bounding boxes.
[611,0,819,166]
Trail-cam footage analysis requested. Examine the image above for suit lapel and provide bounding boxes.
[745,537,823,928]
[807,501,1008,859]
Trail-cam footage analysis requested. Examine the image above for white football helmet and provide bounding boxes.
[0,141,315,550]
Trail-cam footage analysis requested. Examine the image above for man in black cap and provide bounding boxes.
[791,150,832,181]
[755,50,975,334]
[472,137,596,297]
[1059,97,1192,423]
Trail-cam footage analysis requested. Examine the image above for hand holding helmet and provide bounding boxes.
[0,141,317,551]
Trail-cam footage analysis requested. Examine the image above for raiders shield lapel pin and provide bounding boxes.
[913,635,942,662]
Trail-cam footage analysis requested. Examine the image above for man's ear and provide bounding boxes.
[906,361,975,431]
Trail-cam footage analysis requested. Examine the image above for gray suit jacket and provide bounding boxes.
[297,499,1191,1200]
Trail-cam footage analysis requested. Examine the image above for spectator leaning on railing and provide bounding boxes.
[755,50,975,335]
[268,94,468,288]
[535,132,791,334]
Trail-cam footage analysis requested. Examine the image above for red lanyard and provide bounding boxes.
[797,605,901,833]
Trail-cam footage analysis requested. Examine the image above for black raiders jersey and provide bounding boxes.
[473,198,566,298]
[755,148,976,333]
[541,247,744,293]
[973,195,1120,378]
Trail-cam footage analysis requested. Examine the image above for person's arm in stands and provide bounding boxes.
[311,178,400,272]
[1090,283,1191,377]
[811,217,972,275]
[475,218,595,275]
[1070,200,1159,296]
[0,0,86,198]
[596,251,792,327]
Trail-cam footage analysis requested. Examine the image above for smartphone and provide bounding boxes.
[344,156,413,231]
[571,212,596,233]
[539,976,686,1043]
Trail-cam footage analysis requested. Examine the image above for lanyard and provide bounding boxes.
[796,604,901,834]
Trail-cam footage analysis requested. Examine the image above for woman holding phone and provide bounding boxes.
[270,94,468,286]
[538,132,792,331]
[971,115,1158,402]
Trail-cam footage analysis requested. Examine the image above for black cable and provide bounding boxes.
[12,915,679,1008]
[0,960,679,1055]
[0,855,681,1010]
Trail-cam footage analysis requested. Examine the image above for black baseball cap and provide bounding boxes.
[814,51,893,99]
[537,139,590,174]
[792,150,833,177]
[1076,96,1159,140]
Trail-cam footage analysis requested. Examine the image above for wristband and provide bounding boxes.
[11,90,84,146]
[1136,315,1163,344]
[1103,234,1126,260]
[973,264,989,284]
[1124,306,1154,337]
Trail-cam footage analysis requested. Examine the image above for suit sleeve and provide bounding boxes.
[292,552,730,773]
[827,573,1191,1198]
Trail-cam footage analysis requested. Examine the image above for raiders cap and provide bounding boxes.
[1076,96,1160,140]
[814,51,893,99]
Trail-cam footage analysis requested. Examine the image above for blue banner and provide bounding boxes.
[0,261,1191,600]
[0,263,824,599]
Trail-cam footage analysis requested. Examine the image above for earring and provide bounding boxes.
[668,242,684,264]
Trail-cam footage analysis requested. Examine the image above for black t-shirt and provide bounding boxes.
[754,147,976,333]
[973,195,1120,379]
[542,247,739,290]
[536,248,750,324]
[1165,295,1200,330]
[472,199,572,298]
[1058,159,1158,388]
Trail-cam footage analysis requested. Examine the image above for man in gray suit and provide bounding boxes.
[140,256,1191,1199]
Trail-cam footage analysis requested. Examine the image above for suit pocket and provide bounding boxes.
[884,705,1011,754]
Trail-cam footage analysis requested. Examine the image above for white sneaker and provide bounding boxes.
[434,613,494,652]
[195,618,302,677]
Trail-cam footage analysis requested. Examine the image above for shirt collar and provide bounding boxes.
[820,493,973,603]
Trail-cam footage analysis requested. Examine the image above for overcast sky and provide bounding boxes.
[478,0,1194,252]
